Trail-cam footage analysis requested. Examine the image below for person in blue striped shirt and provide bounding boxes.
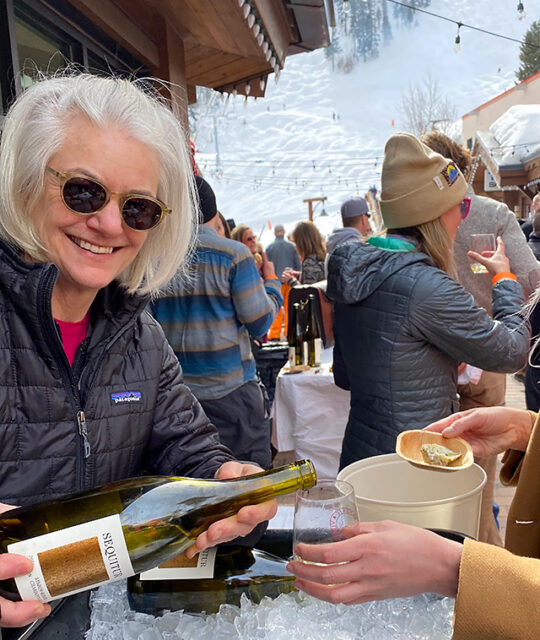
[152,177,282,468]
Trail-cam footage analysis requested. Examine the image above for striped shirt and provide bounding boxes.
[152,226,282,400]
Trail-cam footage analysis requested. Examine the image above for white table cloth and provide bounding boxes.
[272,348,350,479]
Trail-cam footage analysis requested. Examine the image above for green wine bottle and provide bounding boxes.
[127,545,296,615]
[0,460,316,603]
[305,294,322,367]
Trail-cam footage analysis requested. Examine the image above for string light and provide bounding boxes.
[454,23,462,52]
[242,3,250,19]
[247,13,255,28]
[259,76,266,91]
[343,0,351,14]
[252,22,260,37]
[257,33,264,46]
[237,0,245,6]
[517,2,526,20]
[386,0,540,51]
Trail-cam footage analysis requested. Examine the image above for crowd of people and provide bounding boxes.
[1,71,540,639]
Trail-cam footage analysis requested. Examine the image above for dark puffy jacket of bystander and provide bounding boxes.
[327,240,530,468]
[0,240,234,507]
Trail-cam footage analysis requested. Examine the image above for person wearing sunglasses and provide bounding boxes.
[0,74,275,629]
[421,130,540,548]
[326,132,529,473]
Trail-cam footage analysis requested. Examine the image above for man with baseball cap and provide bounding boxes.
[326,197,372,255]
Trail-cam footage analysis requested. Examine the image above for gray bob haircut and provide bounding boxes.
[0,73,196,296]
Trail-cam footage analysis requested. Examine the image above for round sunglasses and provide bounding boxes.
[46,166,171,231]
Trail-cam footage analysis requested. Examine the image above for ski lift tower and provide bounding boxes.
[303,197,327,221]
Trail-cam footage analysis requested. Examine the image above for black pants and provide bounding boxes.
[200,380,272,469]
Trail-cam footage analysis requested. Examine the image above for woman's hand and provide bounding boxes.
[186,462,277,558]
[281,268,300,285]
[287,521,462,604]
[0,554,51,627]
[467,236,509,276]
[260,252,276,279]
[426,407,534,456]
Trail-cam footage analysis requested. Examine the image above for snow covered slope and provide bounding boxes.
[191,0,540,243]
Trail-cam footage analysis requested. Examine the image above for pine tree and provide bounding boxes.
[516,20,540,81]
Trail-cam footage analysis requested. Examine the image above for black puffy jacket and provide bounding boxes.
[327,239,530,468]
[0,241,234,507]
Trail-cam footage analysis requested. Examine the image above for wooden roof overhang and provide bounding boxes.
[68,0,331,102]
[472,134,540,197]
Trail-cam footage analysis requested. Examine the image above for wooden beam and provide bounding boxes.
[303,197,326,222]
[69,0,160,68]
[151,17,189,136]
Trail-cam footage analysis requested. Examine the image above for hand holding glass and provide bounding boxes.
[470,234,496,274]
[293,480,359,566]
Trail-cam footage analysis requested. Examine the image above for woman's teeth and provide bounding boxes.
[71,237,114,254]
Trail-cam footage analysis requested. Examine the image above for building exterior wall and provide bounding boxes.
[462,73,540,145]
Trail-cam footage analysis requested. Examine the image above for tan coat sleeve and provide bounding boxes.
[453,539,540,639]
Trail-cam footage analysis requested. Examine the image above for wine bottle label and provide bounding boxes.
[288,346,295,367]
[8,514,133,602]
[138,547,217,580]
[313,338,322,366]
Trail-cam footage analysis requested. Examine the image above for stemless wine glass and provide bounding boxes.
[293,479,358,565]
[470,233,496,274]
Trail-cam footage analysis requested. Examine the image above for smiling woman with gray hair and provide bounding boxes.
[0,73,274,629]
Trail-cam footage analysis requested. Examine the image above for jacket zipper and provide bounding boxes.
[77,410,91,459]
[37,267,89,491]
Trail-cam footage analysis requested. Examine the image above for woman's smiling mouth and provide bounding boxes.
[69,235,115,254]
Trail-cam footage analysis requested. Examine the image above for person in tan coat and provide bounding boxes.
[287,404,540,640]
[421,130,540,547]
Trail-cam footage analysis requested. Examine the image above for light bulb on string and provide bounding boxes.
[243,4,250,19]
[265,49,272,61]
[238,0,245,6]
[454,23,462,52]
[274,68,281,83]
[270,56,276,67]
[262,41,269,54]
[252,22,260,37]
[245,81,251,95]
[257,32,264,46]
[247,13,255,28]
[232,85,238,97]
[343,0,351,14]
[517,2,525,19]
[259,76,266,91]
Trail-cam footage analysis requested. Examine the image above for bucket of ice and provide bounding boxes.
[337,453,486,539]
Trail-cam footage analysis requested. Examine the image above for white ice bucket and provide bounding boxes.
[337,453,487,539]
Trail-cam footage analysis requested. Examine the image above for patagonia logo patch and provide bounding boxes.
[111,391,142,405]
[440,162,460,186]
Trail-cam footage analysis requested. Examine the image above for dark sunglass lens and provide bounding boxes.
[63,177,106,213]
[122,198,162,231]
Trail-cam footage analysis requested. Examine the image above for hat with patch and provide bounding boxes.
[195,176,217,224]
[341,198,369,219]
[380,132,468,229]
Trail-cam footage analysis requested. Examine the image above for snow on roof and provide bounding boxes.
[485,104,540,166]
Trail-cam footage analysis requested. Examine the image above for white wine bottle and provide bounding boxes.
[127,545,296,615]
[0,460,316,603]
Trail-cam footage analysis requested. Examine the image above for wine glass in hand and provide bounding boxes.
[293,480,358,566]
